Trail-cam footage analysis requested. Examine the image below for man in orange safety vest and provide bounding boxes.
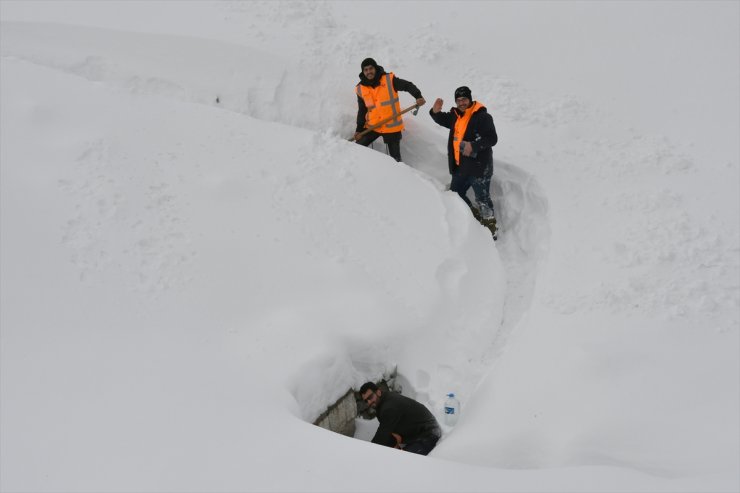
[430,86,499,239]
[354,58,425,162]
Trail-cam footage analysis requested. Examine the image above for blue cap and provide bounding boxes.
[447,392,455,397]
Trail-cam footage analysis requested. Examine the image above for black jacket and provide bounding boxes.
[429,103,498,177]
[371,391,440,448]
[356,65,423,133]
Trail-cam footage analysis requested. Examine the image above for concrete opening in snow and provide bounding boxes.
[313,375,401,441]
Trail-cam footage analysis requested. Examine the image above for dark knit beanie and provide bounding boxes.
[454,86,472,101]
[361,58,378,69]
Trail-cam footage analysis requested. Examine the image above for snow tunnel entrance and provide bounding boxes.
[313,373,401,440]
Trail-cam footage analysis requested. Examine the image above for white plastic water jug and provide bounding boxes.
[444,392,460,426]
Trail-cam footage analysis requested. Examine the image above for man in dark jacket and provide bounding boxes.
[430,86,499,238]
[354,58,425,162]
[359,382,441,455]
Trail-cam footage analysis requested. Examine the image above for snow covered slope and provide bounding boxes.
[1,2,738,492]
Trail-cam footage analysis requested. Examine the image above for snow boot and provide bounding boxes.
[469,206,497,241]
[481,216,498,241]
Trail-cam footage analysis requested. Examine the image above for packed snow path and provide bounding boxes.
[490,161,550,356]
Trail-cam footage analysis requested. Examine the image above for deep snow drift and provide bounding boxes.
[1,2,738,492]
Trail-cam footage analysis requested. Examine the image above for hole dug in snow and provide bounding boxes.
[313,372,402,441]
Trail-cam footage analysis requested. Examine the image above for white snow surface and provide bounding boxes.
[1,1,738,492]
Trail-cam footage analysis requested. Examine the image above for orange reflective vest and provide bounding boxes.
[356,72,405,134]
[453,101,485,165]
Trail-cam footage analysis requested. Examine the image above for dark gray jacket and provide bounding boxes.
[371,391,440,448]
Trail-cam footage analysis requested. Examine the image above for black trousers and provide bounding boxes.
[450,162,495,220]
[356,131,402,162]
[404,427,442,456]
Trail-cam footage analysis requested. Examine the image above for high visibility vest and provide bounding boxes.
[356,72,404,134]
[453,101,485,165]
